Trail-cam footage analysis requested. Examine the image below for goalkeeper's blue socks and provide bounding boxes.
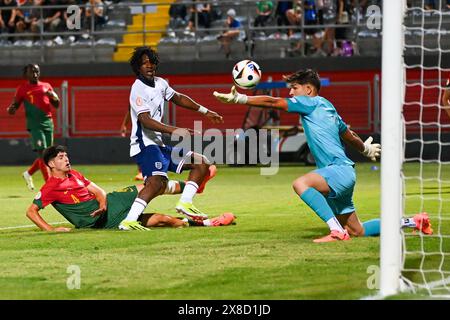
[362,219,380,236]
[300,188,345,232]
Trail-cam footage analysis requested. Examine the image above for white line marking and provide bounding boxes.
[0,221,68,231]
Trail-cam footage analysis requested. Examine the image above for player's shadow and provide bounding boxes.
[297,227,330,240]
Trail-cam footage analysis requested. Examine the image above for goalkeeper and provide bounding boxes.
[214,69,431,242]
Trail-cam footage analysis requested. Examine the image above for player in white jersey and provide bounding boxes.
[119,46,223,231]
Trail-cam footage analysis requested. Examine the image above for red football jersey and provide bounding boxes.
[34,170,95,209]
[15,81,54,118]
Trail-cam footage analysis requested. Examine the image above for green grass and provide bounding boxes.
[0,163,447,299]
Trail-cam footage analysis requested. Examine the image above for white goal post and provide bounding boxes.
[380,0,404,297]
[380,0,450,298]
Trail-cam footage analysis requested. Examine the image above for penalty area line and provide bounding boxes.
[0,221,67,231]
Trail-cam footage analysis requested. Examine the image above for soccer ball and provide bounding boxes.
[232,60,262,90]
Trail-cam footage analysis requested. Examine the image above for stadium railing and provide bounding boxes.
[0,0,388,64]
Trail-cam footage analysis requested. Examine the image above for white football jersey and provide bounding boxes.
[129,77,176,157]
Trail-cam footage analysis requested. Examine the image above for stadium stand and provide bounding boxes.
[1,0,450,64]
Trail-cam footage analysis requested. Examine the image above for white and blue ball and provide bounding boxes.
[232,60,262,90]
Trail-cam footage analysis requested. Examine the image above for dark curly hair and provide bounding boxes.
[283,69,321,93]
[43,145,67,167]
[129,46,159,76]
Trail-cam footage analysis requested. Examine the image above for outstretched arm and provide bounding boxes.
[170,92,224,124]
[26,203,71,232]
[341,128,381,162]
[213,86,288,111]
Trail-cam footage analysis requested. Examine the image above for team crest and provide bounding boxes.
[155,162,162,170]
[136,96,143,106]
[75,178,84,187]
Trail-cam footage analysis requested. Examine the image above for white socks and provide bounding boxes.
[164,180,178,194]
[326,217,346,233]
[124,198,147,222]
[401,217,416,228]
[180,181,198,203]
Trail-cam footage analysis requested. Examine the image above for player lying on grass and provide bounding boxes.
[214,69,432,242]
[25,145,233,232]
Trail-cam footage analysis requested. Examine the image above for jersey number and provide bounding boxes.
[27,93,34,104]
[152,105,162,118]
[71,194,80,204]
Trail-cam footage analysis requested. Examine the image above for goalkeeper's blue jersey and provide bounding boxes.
[286,95,354,169]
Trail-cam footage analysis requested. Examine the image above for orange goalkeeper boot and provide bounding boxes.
[134,172,144,181]
[313,230,351,243]
[209,212,236,226]
[413,212,433,235]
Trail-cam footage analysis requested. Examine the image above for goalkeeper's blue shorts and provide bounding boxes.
[314,164,356,215]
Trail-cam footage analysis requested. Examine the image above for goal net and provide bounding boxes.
[381,0,450,297]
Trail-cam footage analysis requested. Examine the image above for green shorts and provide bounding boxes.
[28,119,54,151]
[94,185,139,229]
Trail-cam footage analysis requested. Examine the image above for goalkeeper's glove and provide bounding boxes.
[361,136,381,162]
[213,86,248,104]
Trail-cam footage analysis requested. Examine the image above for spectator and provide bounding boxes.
[335,0,352,40]
[254,1,274,31]
[43,0,63,32]
[424,0,435,10]
[168,0,187,37]
[14,0,29,34]
[286,0,301,37]
[217,8,241,59]
[0,0,20,36]
[184,0,211,36]
[85,0,107,31]
[26,0,62,36]
[326,0,357,56]
[29,0,46,36]
[275,0,293,35]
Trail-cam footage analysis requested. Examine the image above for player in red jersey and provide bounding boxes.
[26,145,232,231]
[6,64,60,191]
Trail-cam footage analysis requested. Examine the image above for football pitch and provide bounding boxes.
[0,162,439,300]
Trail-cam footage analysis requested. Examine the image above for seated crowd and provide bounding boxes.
[166,0,386,58]
[0,0,111,44]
